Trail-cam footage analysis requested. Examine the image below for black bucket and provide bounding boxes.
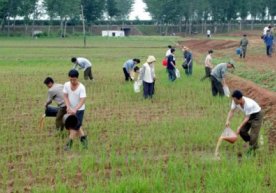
[63,114,79,129]
[45,106,59,117]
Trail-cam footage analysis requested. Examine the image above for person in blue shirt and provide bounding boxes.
[182,47,193,76]
[263,30,274,57]
[167,48,176,81]
[122,58,140,81]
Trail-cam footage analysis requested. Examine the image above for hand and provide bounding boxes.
[236,128,240,135]
[225,121,230,128]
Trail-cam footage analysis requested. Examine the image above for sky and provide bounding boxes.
[37,0,152,20]
[129,0,152,20]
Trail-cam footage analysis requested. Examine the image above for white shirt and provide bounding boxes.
[204,54,212,67]
[63,82,86,110]
[263,26,269,35]
[207,30,211,35]
[73,57,92,71]
[231,97,261,116]
[166,49,171,57]
[139,62,155,83]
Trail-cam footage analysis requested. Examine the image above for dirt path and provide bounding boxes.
[179,37,276,149]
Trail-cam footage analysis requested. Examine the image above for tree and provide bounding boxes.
[44,0,81,37]
[106,0,119,20]
[18,0,37,35]
[81,0,105,24]
[115,0,134,20]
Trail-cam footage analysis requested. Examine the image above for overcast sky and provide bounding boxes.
[37,0,152,20]
[129,0,151,20]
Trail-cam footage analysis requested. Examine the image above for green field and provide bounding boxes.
[0,36,275,192]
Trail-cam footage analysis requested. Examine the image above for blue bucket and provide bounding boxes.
[236,47,241,55]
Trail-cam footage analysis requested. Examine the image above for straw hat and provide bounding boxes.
[146,55,156,63]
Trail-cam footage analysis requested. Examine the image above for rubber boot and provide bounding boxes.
[80,136,88,149]
[64,139,73,151]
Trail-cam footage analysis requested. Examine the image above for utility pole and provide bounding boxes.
[81,5,86,48]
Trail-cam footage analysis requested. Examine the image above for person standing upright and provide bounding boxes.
[167,48,176,81]
[210,61,235,96]
[182,47,193,76]
[71,57,93,80]
[63,69,88,150]
[263,30,274,57]
[240,34,249,58]
[201,50,214,81]
[139,56,156,99]
[166,45,172,58]
[122,58,141,81]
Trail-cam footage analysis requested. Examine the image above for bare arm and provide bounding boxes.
[225,109,235,127]
[72,98,86,114]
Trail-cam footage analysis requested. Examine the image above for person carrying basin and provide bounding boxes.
[63,69,88,150]
[225,90,263,156]
[210,61,235,96]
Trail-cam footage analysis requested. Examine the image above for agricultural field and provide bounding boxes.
[0,35,275,193]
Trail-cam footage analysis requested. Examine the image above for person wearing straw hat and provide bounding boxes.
[63,69,88,150]
[43,77,67,131]
[225,90,263,156]
[139,56,156,99]
[210,61,235,96]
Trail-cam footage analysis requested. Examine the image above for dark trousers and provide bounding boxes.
[201,67,211,81]
[240,47,247,58]
[240,112,263,149]
[123,68,131,81]
[84,67,93,80]
[185,64,193,75]
[143,81,154,99]
[56,106,67,130]
[266,45,272,56]
[167,68,176,81]
[210,76,224,96]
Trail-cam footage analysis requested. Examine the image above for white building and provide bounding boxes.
[102,30,125,37]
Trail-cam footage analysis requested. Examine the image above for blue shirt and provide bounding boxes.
[264,34,274,46]
[123,59,136,73]
[167,54,175,70]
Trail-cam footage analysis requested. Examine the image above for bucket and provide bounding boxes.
[63,114,79,129]
[236,47,241,55]
[45,106,59,117]
[221,127,238,143]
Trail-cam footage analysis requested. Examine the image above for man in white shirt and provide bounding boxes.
[201,50,213,81]
[165,45,172,58]
[225,90,263,156]
[71,57,93,80]
[44,77,67,131]
[207,29,211,38]
[63,69,88,150]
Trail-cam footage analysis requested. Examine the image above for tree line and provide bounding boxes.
[0,0,134,36]
[0,0,276,36]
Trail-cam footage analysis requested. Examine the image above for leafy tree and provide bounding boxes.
[115,0,134,20]
[81,0,105,24]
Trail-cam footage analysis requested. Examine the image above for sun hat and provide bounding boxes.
[146,55,156,63]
